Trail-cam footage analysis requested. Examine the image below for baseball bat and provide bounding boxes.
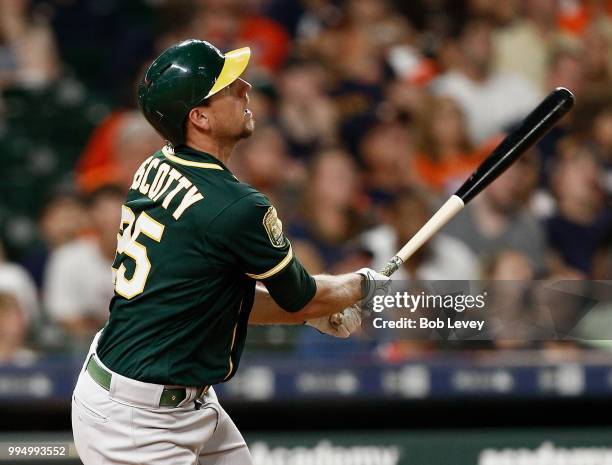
[380,87,575,277]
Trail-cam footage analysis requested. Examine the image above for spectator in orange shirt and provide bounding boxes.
[557,0,612,37]
[412,95,495,195]
[76,111,163,194]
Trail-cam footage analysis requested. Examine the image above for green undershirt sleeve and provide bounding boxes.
[261,256,317,312]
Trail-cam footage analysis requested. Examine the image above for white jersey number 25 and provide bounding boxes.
[113,206,165,299]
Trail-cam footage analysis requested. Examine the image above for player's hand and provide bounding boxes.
[305,306,361,338]
[355,267,392,310]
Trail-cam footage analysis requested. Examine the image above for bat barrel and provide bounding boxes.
[455,87,575,204]
[378,87,575,278]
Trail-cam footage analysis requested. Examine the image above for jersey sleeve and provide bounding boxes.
[206,193,316,312]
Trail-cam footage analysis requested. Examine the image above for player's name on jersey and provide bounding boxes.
[130,156,204,220]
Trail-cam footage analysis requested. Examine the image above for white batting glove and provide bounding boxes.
[305,306,362,339]
[355,267,392,309]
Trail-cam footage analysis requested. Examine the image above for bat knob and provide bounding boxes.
[329,313,343,328]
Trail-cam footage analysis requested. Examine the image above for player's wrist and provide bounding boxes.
[354,268,374,302]
[354,268,392,308]
[355,272,368,301]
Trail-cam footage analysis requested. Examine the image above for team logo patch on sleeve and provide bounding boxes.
[263,206,287,248]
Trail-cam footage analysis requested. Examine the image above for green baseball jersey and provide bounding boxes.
[96,145,316,387]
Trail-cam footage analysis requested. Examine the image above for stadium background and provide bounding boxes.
[0,0,611,463]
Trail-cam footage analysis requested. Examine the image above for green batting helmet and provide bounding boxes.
[138,39,251,145]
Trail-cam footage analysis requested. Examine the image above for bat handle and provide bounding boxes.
[380,256,404,277]
[378,195,465,278]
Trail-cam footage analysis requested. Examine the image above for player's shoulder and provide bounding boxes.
[228,186,270,208]
[216,188,271,223]
[167,158,272,232]
[204,187,275,238]
[185,167,266,213]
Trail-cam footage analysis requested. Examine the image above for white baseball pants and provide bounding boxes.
[71,332,252,465]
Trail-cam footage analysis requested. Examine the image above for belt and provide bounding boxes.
[86,356,209,407]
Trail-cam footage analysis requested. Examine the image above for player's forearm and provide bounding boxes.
[299,273,362,319]
[249,274,362,325]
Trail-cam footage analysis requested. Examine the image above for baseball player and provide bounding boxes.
[71,39,389,465]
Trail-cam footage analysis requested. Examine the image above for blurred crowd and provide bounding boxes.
[0,0,611,363]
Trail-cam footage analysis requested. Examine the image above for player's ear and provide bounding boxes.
[187,107,211,132]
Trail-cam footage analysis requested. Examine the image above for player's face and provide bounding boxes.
[207,78,255,141]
